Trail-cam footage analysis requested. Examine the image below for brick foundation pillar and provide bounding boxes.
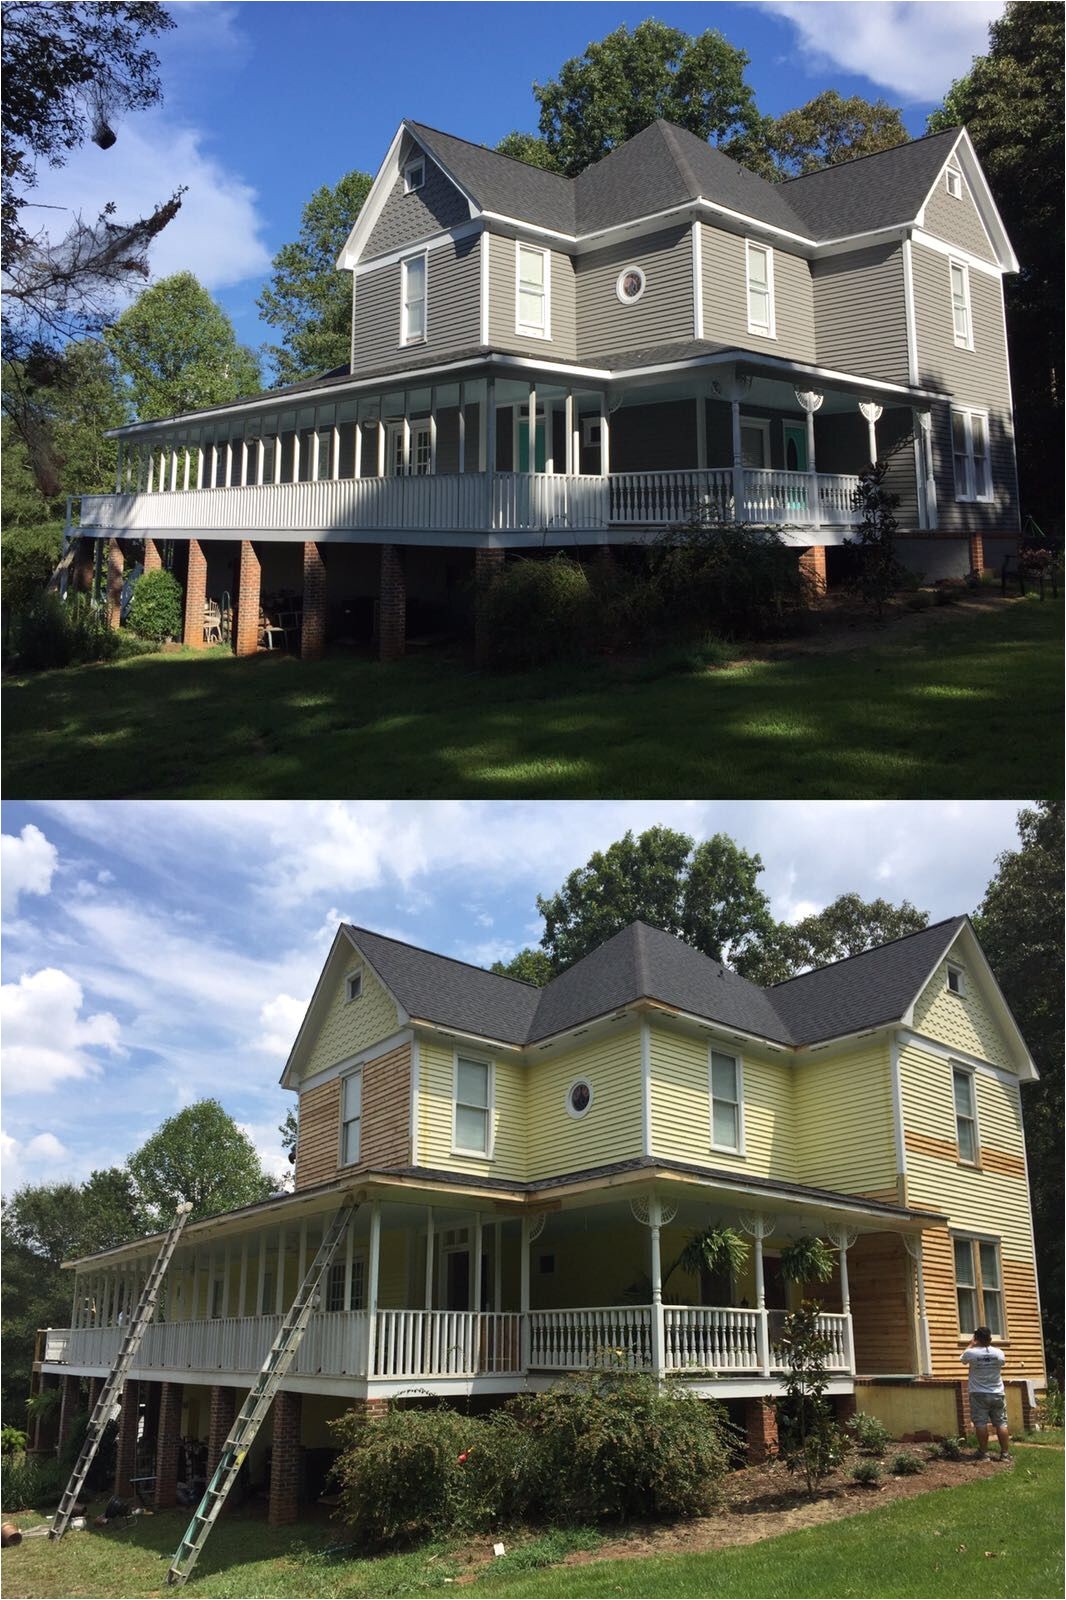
[474,545,505,664]
[154,1382,184,1508]
[379,543,406,662]
[143,538,163,573]
[268,1391,302,1525]
[234,539,262,658]
[798,544,827,596]
[87,1376,104,1415]
[301,541,327,660]
[73,537,95,595]
[114,1380,140,1497]
[142,1380,162,1459]
[182,539,208,648]
[1019,1381,1036,1432]
[744,1397,779,1464]
[596,544,614,564]
[57,1373,82,1454]
[208,1385,237,1477]
[968,531,985,575]
[836,1393,858,1425]
[955,1381,972,1436]
[106,538,124,628]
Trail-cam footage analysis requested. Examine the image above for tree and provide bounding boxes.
[928,2,1064,536]
[258,170,373,385]
[490,948,554,986]
[536,827,776,974]
[105,272,261,421]
[744,894,929,985]
[760,91,909,178]
[973,801,1063,1370]
[2,338,126,515]
[279,1106,298,1166]
[126,1099,275,1226]
[494,132,563,172]
[529,20,762,177]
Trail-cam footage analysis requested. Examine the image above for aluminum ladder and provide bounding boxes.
[50,1200,194,1540]
[167,1198,359,1588]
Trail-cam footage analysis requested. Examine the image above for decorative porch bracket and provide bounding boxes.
[901,1234,934,1376]
[629,1195,677,1376]
[794,388,825,481]
[821,1222,859,1375]
[738,1212,777,1376]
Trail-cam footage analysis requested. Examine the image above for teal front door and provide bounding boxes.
[517,413,547,472]
[783,423,808,472]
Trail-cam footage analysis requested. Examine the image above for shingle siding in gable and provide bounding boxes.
[922,172,997,264]
[486,234,577,360]
[811,244,910,384]
[363,156,471,259]
[701,225,816,363]
[575,225,693,359]
[352,236,481,376]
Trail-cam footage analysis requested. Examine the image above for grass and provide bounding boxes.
[3,1447,1061,1599]
[2,598,1061,799]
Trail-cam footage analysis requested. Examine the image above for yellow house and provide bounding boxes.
[40,915,1045,1523]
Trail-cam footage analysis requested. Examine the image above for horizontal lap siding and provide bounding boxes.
[294,1079,341,1190]
[794,1045,896,1196]
[303,963,399,1078]
[911,244,1018,534]
[922,175,997,264]
[352,237,481,374]
[811,244,909,384]
[912,960,1013,1069]
[361,1043,412,1168]
[576,226,693,358]
[418,1036,526,1180]
[527,1029,643,1179]
[701,224,816,363]
[649,1026,796,1178]
[849,1232,915,1374]
[487,235,578,360]
[364,156,470,258]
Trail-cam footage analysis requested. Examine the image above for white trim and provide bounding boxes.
[946,961,966,997]
[614,264,647,305]
[951,1231,1007,1340]
[895,1030,1024,1087]
[409,1037,420,1167]
[949,257,974,351]
[451,1049,495,1160]
[403,155,425,194]
[515,239,551,339]
[901,238,919,386]
[344,969,363,1004]
[890,1034,907,1180]
[640,1018,652,1157]
[298,1027,414,1094]
[353,220,481,277]
[910,229,1002,279]
[338,1063,363,1169]
[400,251,428,346]
[691,222,703,339]
[944,165,963,200]
[951,406,993,503]
[745,239,775,338]
[708,1045,745,1157]
[911,129,1018,274]
[950,1060,980,1165]
[338,123,478,270]
[479,233,490,346]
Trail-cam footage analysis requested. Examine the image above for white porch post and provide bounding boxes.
[190,1253,201,1322]
[353,421,363,480]
[648,1197,665,1378]
[527,382,537,478]
[332,423,340,481]
[739,1213,775,1376]
[239,437,249,487]
[275,1228,286,1315]
[256,1232,266,1316]
[274,432,283,485]
[859,400,883,465]
[494,1220,502,1313]
[825,1223,858,1374]
[795,389,824,525]
[564,390,574,475]
[424,1207,434,1309]
[147,453,156,494]
[486,377,497,527]
[182,447,191,492]
[519,1216,531,1372]
[457,383,466,474]
[473,1212,483,1313]
[238,1240,248,1319]
[195,445,205,490]
[915,409,938,530]
[429,394,438,474]
[376,419,386,478]
[598,392,610,476]
[310,428,321,482]
[903,1235,933,1376]
[366,1201,382,1378]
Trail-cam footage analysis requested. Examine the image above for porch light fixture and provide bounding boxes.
[615,266,646,304]
[566,1079,593,1118]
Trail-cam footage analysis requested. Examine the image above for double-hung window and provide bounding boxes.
[745,242,775,337]
[952,1065,978,1163]
[949,260,973,349]
[341,1068,362,1166]
[516,243,549,337]
[954,1236,1004,1336]
[401,254,427,344]
[454,1055,491,1155]
[951,409,992,502]
[709,1049,742,1152]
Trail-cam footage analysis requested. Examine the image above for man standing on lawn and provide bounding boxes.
[962,1326,1011,1461]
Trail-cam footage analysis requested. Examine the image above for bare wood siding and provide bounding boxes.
[849,1232,916,1374]
[919,1225,1044,1380]
[303,961,399,1078]
[922,172,997,263]
[294,1079,341,1190]
[364,155,469,259]
[486,234,577,360]
[911,244,1019,534]
[701,224,816,363]
[650,1026,796,1178]
[352,236,481,375]
[794,1044,896,1195]
[576,226,693,358]
[912,956,1014,1069]
[811,244,909,383]
[527,1028,643,1180]
[361,1043,411,1168]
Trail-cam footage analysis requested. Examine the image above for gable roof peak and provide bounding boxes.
[768,914,967,992]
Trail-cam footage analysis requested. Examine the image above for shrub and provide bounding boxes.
[849,1458,882,1486]
[332,1406,479,1546]
[0,522,64,610]
[0,1451,63,1511]
[0,1426,28,1456]
[890,1451,925,1475]
[8,593,120,672]
[845,1412,892,1456]
[926,1435,966,1461]
[844,461,907,617]
[125,567,183,641]
[476,555,592,669]
[1036,1379,1064,1429]
[647,519,808,641]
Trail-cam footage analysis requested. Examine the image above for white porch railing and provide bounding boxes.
[769,1310,851,1372]
[741,469,862,529]
[491,473,609,531]
[609,470,734,527]
[663,1306,762,1372]
[374,1310,521,1378]
[527,1306,653,1371]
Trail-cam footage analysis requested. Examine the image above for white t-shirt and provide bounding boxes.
[961,1345,1005,1394]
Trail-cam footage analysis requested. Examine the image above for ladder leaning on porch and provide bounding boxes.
[166,1197,359,1588]
[50,1201,194,1540]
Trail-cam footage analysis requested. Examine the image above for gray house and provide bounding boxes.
[71,119,1021,658]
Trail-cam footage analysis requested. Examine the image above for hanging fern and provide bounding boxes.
[779,1236,835,1284]
[673,1225,749,1284]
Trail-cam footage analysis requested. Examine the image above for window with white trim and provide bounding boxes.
[946,963,966,996]
[954,1236,1004,1335]
[516,243,549,337]
[952,1065,978,1163]
[454,1055,491,1154]
[745,241,775,336]
[945,166,963,199]
[951,408,992,502]
[401,254,427,344]
[341,1068,362,1166]
[403,157,425,194]
[345,970,363,1003]
[949,259,973,349]
[326,1255,366,1311]
[709,1049,742,1152]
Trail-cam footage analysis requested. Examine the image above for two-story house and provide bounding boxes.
[66,117,1021,659]
[38,914,1044,1525]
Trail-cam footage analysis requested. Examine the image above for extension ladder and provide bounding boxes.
[167,1198,359,1588]
[50,1201,194,1540]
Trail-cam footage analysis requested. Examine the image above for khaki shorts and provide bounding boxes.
[970,1392,1007,1428]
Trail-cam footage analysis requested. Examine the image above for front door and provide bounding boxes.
[783,423,808,472]
[445,1248,470,1311]
[385,420,432,476]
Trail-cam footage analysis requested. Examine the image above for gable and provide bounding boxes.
[363,147,471,260]
[910,940,1014,1070]
[921,160,997,263]
[298,946,401,1082]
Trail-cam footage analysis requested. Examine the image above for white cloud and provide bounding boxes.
[1,968,122,1093]
[238,1119,292,1191]
[1,824,59,916]
[784,899,823,924]
[758,1,1005,103]
[0,1128,72,1193]
[254,994,309,1061]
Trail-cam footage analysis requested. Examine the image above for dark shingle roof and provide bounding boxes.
[407,121,576,234]
[782,127,962,239]
[344,915,967,1052]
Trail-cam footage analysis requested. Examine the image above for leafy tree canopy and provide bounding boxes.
[494,131,564,172]
[126,1098,275,1226]
[279,1106,298,1164]
[2,339,127,514]
[105,272,261,421]
[744,893,928,985]
[761,91,909,177]
[257,170,373,385]
[490,947,554,986]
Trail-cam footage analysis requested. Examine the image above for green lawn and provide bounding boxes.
[2,599,1061,799]
[3,1447,1062,1600]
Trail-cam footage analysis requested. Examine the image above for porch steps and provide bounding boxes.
[49,1201,194,1541]
[166,1197,359,1588]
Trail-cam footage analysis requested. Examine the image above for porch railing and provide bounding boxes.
[663,1306,762,1372]
[769,1310,851,1372]
[373,1310,521,1378]
[528,1306,653,1371]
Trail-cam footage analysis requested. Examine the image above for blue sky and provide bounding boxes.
[1,800,1026,1195]
[27,1,1004,360]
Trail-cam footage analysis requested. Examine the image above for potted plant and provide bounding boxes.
[779,1236,835,1284]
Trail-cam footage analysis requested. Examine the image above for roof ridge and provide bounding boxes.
[406,118,572,185]
[652,120,704,198]
[781,126,962,188]
[768,914,966,990]
[344,923,542,991]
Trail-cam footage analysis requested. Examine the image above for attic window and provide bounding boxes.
[945,167,963,199]
[403,158,425,194]
[345,971,363,1004]
[946,964,965,997]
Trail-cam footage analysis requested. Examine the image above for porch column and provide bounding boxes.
[795,389,822,478]
[457,382,466,474]
[114,1380,140,1497]
[268,1391,302,1525]
[472,1213,483,1313]
[519,1216,531,1372]
[424,1208,434,1308]
[379,543,406,661]
[902,1235,933,1376]
[234,540,262,658]
[598,392,610,476]
[182,539,208,649]
[154,1382,184,1508]
[274,1228,286,1315]
[297,1223,307,1288]
[376,419,386,477]
[824,1224,858,1374]
[366,1201,382,1379]
[859,400,882,466]
[257,1233,267,1316]
[486,376,497,486]
[914,409,938,530]
[208,1385,237,1476]
[147,451,156,493]
[302,541,327,660]
[740,1212,776,1378]
[190,1251,202,1320]
[143,537,162,573]
[183,447,191,492]
[106,538,124,629]
[170,446,179,493]
[631,1195,673,1379]
[527,382,537,478]
[353,421,363,480]
[332,423,341,481]
[494,1221,502,1313]
[564,390,575,475]
[238,1241,248,1319]
[429,395,438,474]
[474,545,505,665]
[195,445,205,490]
[343,1213,355,1312]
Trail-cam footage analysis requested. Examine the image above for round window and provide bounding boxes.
[615,266,646,305]
[566,1079,593,1118]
